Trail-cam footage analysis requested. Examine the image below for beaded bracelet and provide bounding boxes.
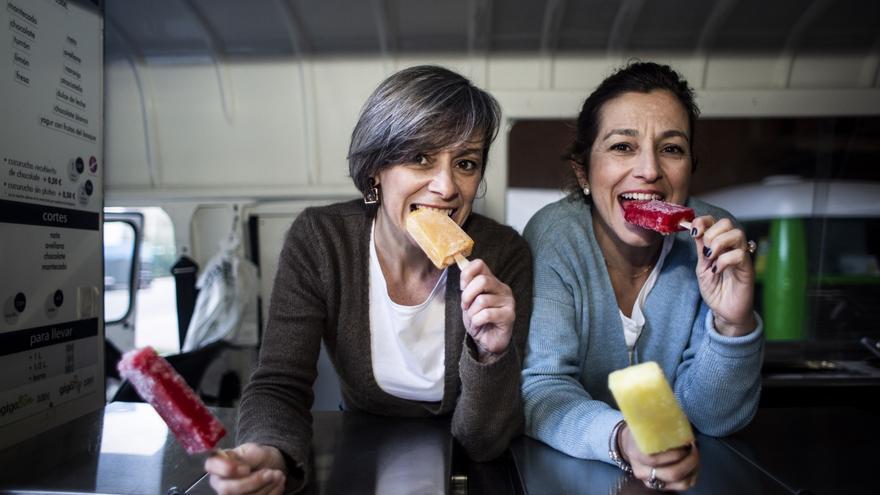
[608,419,633,474]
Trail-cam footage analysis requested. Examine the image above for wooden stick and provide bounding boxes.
[213,448,232,459]
[679,220,692,232]
[454,253,470,270]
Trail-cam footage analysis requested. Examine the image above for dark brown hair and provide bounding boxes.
[565,61,700,197]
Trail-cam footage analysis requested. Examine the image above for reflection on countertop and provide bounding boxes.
[762,359,880,383]
[0,402,236,495]
[760,356,880,409]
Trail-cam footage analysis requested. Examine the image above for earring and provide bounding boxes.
[582,186,590,197]
[476,179,488,199]
[364,178,380,205]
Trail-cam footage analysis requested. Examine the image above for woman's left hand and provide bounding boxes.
[460,259,515,362]
[691,216,757,337]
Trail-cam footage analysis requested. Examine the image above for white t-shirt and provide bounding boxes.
[620,236,675,363]
[369,221,446,402]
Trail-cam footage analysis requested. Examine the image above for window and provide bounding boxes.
[103,219,137,323]
[104,207,179,354]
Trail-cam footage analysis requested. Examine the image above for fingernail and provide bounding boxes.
[711,264,717,274]
[691,227,698,237]
[702,246,711,257]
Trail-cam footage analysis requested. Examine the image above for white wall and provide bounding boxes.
[103,52,880,270]
[104,53,880,221]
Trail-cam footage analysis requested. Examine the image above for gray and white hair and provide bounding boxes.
[348,65,501,195]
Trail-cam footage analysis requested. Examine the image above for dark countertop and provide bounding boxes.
[4,402,875,494]
[188,410,454,494]
[0,405,454,495]
[510,433,791,495]
[721,406,878,494]
[0,401,236,495]
[762,359,880,387]
[760,359,880,409]
[298,411,452,495]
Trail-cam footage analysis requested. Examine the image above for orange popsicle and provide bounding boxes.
[406,208,473,269]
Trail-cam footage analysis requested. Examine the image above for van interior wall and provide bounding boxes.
[102,53,880,225]
[102,53,880,405]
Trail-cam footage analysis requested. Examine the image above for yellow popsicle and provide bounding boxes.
[608,361,694,454]
[406,208,473,269]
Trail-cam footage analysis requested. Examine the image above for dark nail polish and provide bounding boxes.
[703,246,711,257]
[691,227,698,237]
[711,264,717,274]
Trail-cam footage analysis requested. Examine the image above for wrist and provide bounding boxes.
[478,353,501,365]
[264,446,289,475]
[608,420,632,474]
[468,333,507,364]
[714,312,757,337]
[476,345,503,364]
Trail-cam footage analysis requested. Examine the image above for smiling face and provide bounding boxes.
[374,137,484,251]
[583,90,693,248]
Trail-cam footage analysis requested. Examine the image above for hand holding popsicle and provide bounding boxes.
[619,428,699,492]
[690,215,757,337]
[623,200,757,336]
[406,209,514,361]
[116,346,290,493]
[117,347,225,454]
[205,443,288,495]
[608,362,699,491]
[459,259,516,361]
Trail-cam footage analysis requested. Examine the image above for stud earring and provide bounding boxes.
[582,186,590,197]
[363,178,380,205]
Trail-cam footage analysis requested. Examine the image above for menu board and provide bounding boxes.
[0,0,103,450]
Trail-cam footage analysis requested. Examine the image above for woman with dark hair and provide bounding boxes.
[521,61,763,492]
[206,65,532,494]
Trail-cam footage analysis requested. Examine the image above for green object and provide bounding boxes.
[763,218,807,340]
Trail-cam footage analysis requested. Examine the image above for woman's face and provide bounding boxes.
[375,137,484,243]
[585,89,692,248]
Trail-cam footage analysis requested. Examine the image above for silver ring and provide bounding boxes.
[648,467,666,491]
[747,240,757,255]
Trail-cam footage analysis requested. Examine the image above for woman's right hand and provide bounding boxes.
[459,258,516,362]
[204,443,287,495]
[619,425,699,491]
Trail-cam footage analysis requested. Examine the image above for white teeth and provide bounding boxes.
[417,206,454,216]
[620,192,662,201]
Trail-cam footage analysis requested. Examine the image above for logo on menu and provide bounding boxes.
[0,394,35,417]
[58,375,82,396]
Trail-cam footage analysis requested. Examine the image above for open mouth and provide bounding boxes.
[410,204,456,217]
[618,192,664,210]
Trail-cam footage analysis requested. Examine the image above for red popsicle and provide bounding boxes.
[117,347,226,454]
[623,199,695,234]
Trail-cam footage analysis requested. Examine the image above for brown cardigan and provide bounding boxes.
[236,199,533,491]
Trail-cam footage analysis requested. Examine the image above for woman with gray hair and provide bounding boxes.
[205,65,532,494]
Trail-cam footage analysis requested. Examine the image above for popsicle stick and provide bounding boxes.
[454,253,470,269]
[679,220,692,231]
